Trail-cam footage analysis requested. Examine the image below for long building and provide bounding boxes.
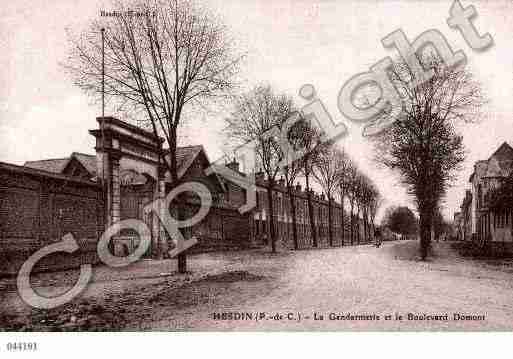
[0,117,370,274]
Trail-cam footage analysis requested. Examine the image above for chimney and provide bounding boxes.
[320,193,325,200]
[295,183,302,192]
[227,158,240,172]
[278,177,285,187]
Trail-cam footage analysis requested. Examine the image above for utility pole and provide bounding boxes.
[101,28,105,118]
[100,27,109,228]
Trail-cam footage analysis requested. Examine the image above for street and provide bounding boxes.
[2,240,513,331]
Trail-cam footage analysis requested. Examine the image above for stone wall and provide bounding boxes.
[0,162,104,275]
[172,200,253,254]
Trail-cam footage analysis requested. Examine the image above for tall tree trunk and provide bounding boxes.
[176,201,187,274]
[419,206,433,260]
[350,201,355,245]
[328,196,333,247]
[361,206,365,243]
[340,190,345,246]
[362,208,366,243]
[288,185,299,250]
[371,216,376,241]
[365,209,369,242]
[368,210,372,241]
[169,128,187,274]
[357,206,361,245]
[267,182,277,252]
[361,209,367,243]
[305,172,318,248]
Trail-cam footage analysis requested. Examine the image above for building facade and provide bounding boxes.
[0,117,371,274]
[458,142,513,252]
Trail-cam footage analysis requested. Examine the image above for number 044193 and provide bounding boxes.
[6,342,38,351]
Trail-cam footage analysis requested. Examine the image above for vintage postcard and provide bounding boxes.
[1,0,512,355]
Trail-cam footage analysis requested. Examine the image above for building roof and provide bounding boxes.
[1,161,99,187]
[23,145,226,189]
[469,142,513,182]
[175,145,204,179]
[164,145,226,191]
[162,145,204,179]
[482,142,513,178]
[71,152,97,176]
[24,152,97,177]
[24,157,69,173]
[491,141,513,162]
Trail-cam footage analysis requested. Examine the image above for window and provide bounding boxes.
[496,211,506,229]
[208,214,222,240]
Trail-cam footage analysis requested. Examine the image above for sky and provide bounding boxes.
[1,0,513,221]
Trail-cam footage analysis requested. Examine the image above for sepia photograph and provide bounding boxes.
[1,0,513,356]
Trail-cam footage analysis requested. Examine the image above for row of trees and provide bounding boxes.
[226,85,382,252]
[65,0,482,268]
[66,0,382,267]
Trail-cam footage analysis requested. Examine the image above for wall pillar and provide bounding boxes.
[110,158,120,226]
[109,156,125,256]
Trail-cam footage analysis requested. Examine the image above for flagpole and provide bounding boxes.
[101,27,105,118]
[100,27,109,227]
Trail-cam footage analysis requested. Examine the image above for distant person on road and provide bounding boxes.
[374,228,382,247]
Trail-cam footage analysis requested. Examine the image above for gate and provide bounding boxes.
[120,181,154,258]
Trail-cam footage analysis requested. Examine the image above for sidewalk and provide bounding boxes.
[0,252,239,293]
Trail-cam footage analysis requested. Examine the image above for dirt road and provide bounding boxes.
[3,240,513,331]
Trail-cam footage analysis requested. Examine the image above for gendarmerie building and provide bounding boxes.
[0,117,368,275]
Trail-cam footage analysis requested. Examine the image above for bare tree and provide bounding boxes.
[358,175,369,242]
[372,54,483,259]
[358,174,380,243]
[369,189,383,239]
[281,118,311,250]
[346,163,360,245]
[225,85,295,253]
[337,154,355,246]
[312,144,346,247]
[65,0,242,272]
[355,175,365,244]
[299,125,323,248]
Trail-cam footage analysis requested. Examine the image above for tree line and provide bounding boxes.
[65,0,483,269]
[65,0,383,264]
[226,85,382,252]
